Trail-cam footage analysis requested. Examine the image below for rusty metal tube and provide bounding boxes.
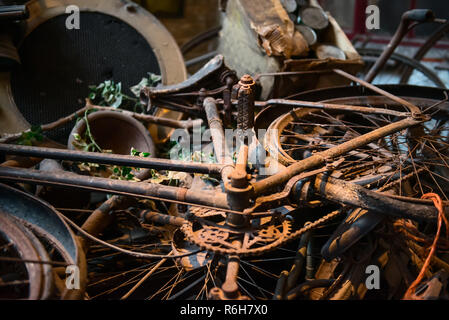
[222,255,241,299]
[333,69,421,114]
[0,166,230,209]
[79,195,129,251]
[305,173,439,222]
[203,97,234,182]
[364,9,434,84]
[252,116,424,196]
[86,104,203,129]
[257,99,410,117]
[139,210,185,227]
[222,98,411,117]
[0,143,225,175]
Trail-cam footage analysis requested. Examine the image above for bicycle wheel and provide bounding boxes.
[0,183,87,300]
[81,86,449,300]
[401,21,449,85]
[265,92,449,200]
[0,211,50,300]
[83,207,317,300]
[357,47,446,88]
[263,85,449,299]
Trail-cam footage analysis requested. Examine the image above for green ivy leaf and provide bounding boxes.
[122,167,132,176]
[73,133,82,141]
[17,125,43,146]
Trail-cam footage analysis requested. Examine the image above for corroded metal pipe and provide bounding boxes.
[203,97,234,182]
[222,98,410,117]
[221,255,241,299]
[79,195,129,251]
[0,143,225,175]
[139,210,185,227]
[364,9,434,85]
[0,166,230,210]
[333,69,421,114]
[252,116,425,196]
[294,173,439,222]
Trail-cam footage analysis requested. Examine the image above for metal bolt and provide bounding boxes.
[238,74,256,87]
[230,170,248,189]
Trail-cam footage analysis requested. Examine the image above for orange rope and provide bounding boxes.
[403,193,448,300]
[393,219,449,249]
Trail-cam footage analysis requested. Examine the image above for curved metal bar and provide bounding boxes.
[0,183,86,299]
[252,116,425,196]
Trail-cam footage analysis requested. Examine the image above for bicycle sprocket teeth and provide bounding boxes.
[181,206,292,257]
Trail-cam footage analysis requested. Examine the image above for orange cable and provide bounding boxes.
[403,193,448,299]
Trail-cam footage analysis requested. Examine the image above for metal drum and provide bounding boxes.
[0,0,186,144]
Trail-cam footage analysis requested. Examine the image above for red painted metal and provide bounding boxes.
[353,0,368,36]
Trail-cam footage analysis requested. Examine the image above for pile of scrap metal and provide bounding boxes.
[1,53,449,300]
[1,1,449,301]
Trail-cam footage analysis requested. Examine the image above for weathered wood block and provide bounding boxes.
[218,0,363,99]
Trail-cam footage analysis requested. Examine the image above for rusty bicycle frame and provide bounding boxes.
[0,54,446,300]
[0,63,440,220]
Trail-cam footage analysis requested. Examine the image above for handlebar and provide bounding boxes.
[402,9,434,23]
[364,8,438,83]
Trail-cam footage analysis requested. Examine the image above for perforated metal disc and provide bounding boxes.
[10,12,160,143]
[0,0,186,144]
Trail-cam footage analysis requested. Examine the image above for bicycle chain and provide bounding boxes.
[181,206,344,257]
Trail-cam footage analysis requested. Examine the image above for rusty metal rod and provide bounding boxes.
[0,144,226,175]
[86,104,203,129]
[252,116,425,196]
[81,196,127,237]
[203,97,234,182]
[221,255,241,299]
[364,9,434,84]
[79,195,130,252]
[257,99,409,117]
[333,69,421,114]
[0,166,230,210]
[139,210,185,227]
[219,98,411,117]
[235,144,248,172]
[306,173,439,222]
[120,251,172,300]
[0,103,202,144]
